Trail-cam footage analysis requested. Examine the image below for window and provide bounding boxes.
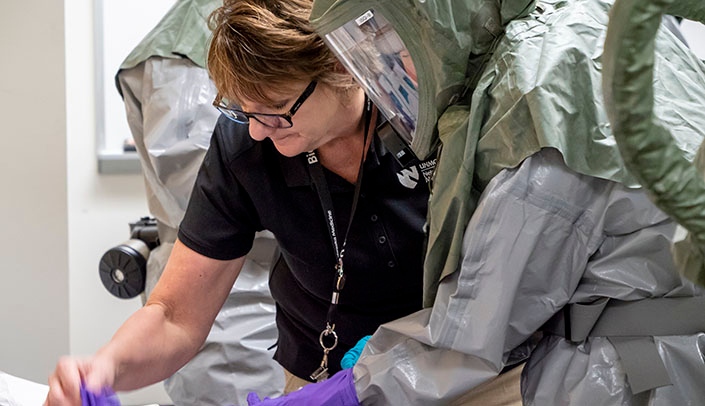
[94,0,174,173]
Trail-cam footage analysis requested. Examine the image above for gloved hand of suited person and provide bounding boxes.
[340,336,371,369]
[246,368,358,406]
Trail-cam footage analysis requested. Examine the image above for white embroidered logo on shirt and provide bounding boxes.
[397,158,437,189]
[397,166,420,188]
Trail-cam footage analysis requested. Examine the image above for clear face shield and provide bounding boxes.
[323,10,420,167]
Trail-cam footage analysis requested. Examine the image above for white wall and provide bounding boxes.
[0,0,169,405]
[0,0,69,384]
[682,20,705,59]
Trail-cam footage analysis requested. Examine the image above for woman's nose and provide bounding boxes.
[248,120,276,141]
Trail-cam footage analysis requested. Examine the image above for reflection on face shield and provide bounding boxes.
[324,9,420,167]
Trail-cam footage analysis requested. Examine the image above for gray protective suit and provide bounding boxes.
[310,0,705,404]
[115,0,284,404]
[357,148,705,405]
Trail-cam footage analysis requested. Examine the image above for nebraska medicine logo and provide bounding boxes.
[396,158,436,188]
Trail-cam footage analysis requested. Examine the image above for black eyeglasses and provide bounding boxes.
[213,81,318,129]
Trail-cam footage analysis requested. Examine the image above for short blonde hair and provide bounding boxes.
[208,0,356,105]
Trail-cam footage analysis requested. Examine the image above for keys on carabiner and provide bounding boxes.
[310,323,338,382]
[310,348,330,382]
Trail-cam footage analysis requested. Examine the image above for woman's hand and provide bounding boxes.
[44,355,116,406]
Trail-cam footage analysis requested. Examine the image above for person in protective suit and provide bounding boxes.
[114,0,284,404]
[244,0,705,405]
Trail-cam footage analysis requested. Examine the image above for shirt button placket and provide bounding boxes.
[369,212,395,269]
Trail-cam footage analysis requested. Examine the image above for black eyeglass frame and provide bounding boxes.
[213,81,318,129]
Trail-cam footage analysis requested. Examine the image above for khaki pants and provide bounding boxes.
[284,364,523,405]
[451,364,523,406]
[283,369,312,394]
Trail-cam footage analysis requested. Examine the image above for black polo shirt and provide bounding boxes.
[178,116,431,380]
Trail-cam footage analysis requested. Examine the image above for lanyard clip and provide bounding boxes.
[335,258,346,291]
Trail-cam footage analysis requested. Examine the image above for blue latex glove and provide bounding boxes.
[247,368,359,406]
[80,384,120,406]
[340,335,371,369]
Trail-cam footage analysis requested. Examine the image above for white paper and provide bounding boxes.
[0,371,49,406]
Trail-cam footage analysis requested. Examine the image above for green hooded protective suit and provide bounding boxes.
[310,0,705,404]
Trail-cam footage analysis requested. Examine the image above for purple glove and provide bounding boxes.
[80,383,120,406]
[247,368,359,406]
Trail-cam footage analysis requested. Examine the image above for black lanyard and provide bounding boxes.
[306,96,373,382]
